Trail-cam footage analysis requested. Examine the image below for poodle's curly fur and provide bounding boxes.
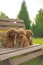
[16,29,29,47]
[25,30,33,45]
[3,28,33,48]
[3,28,17,48]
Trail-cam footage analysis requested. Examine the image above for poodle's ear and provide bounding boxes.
[25,30,33,36]
[29,30,33,36]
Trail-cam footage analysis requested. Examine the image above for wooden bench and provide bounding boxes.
[0,18,43,65]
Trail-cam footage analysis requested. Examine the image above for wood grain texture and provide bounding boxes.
[13,50,43,65]
[0,44,42,61]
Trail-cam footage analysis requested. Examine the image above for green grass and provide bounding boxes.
[19,55,43,65]
[32,38,43,45]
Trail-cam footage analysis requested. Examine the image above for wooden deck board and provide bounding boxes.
[0,44,42,61]
[0,44,41,54]
[14,50,43,65]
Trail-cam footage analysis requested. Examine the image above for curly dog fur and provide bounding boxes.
[3,28,33,48]
[25,30,33,45]
[16,29,29,47]
[3,28,17,48]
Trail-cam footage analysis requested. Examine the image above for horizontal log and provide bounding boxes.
[0,22,25,27]
[0,27,16,31]
[0,26,25,31]
[0,17,14,22]
[0,17,24,23]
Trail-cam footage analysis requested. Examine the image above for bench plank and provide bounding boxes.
[0,44,42,61]
[0,27,25,31]
[13,50,43,65]
[0,22,25,27]
[0,44,41,54]
[0,17,14,22]
[0,17,24,23]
